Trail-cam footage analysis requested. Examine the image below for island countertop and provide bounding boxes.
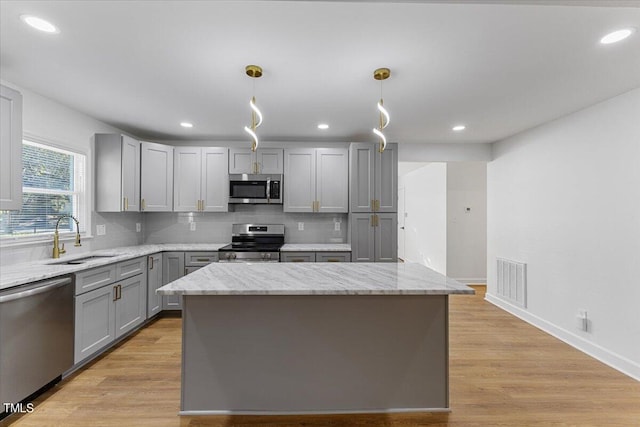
[156,262,474,296]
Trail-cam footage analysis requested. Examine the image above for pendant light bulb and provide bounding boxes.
[372,68,391,152]
[249,97,263,128]
[244,126,259,152]
[377,101,390,129]
[244,65,263,152]
[372,128,387,152]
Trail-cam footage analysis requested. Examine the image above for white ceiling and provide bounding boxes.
[1,1,639,144]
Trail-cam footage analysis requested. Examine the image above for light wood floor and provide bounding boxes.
[4,286,639,426]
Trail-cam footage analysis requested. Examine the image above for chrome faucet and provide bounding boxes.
[53,215,81,258]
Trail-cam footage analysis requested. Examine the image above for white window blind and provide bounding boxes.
[0,140,86,239]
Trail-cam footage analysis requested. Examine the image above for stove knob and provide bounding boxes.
[226,253,232,260]
[232,253,237,260]
[265,253,271,260]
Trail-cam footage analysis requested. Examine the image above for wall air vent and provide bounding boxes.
[496,258,527,308]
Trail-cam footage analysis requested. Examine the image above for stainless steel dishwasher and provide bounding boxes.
[0,276,74,416]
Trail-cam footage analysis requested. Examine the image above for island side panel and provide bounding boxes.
[181,294,449,414]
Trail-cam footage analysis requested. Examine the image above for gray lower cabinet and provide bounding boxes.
[281,252,351,262]
[74,258,147,364]
[147,253,163,318]
[162,252,185,310]
[351,213,397,262]
[162,251,218,310]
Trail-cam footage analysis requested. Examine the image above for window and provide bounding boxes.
[0,139,87,240]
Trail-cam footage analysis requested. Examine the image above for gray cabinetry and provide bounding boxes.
[74,257,147,363]
[162,252,185,310]
[281,251,351,262]
[284,147,348,213]
[147,253,163,318]
[174,147,228,212]
[141,141,173,212]
[281,252,316,262]
[95,134,141,212]
[350,213,397,262]
[0,84,23,211]
[229,147,283,174]
[350,143,397,213]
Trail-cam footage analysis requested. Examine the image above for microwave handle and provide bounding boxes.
[266,177,271,201]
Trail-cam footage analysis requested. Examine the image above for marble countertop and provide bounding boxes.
[0,243,227,291]
[157,262,474,296]
[280,243,351,252]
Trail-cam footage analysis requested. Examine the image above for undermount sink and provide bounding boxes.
[48,255,116,265]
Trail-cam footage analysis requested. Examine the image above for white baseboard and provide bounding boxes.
[485,292,640,382]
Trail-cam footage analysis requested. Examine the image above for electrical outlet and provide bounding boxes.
[190,222,196,231]
[334,222,341,231]
[298,222,304,231]
[96,224,106,236]
[136,223,141,232]
[576,310,588,332]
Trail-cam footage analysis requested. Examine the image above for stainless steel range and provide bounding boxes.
[219,224,284,262]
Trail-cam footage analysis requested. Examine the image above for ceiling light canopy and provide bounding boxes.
[20,15,59,34]
[600,28,635,44]
[243,65,263,152]
[372,67,391,153]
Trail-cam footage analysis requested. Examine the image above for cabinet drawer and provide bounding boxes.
[185,252,218,267]
[116,257,146,280]
[281,252,316,263]
[316,252,351,262]
[75,265,117,295]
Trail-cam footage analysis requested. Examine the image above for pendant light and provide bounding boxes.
[372,67,390,153]
[244,65,263,152]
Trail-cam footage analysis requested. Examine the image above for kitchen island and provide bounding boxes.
[157,262,474,415]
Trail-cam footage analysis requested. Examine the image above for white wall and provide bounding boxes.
[487,88,640,380]
[447,162,487,283]
[0,81,143,266]
[399,163,447,274]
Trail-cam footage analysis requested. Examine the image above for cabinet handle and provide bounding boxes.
[371,199,375,211]
[123,197,127,211]
[327,259,340,262]
[126,198,129,211]
[371,215,379,227]
[141,199,146,211]
[200,199,205,211]
[117,284,122,300]
[291,258,306,262]
[149,256,154,270]
[196,258,209,262]
[113,285,118,301]
[376,199,380,211]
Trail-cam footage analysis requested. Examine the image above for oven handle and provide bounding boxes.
[0,277,72,303]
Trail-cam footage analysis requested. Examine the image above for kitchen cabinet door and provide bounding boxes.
[147,253,163,318]
[114,273,147,339]
[350,214,375,262]
[281,252,316,262]
[316,148,348,213]
[173,147,201,212]
[375,144,398,213]
[201,147,228,212]
[375,213,398,262]
[95,134,140,212]
[349,142,397,213]
[284,148,316,212]
[141,141,173,211]
[74,284,116,363]
[0,85,23,211]
[162,252,185,310]
[229,148,283,174]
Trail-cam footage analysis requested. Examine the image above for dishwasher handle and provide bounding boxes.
[0,277,72,303]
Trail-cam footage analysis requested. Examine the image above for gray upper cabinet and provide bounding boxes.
[95,134,141,212]
[0,85,23,211]
[141,141,173,212]
[229,147,283,174]
[174,147,228,212]
[284,147,348,213]
[349,142,397,213]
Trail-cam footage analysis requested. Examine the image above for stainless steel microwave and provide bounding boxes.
[228,174,282,204]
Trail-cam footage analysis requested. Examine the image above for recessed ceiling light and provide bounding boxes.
[180,122,193,128]
[317,124,329,130]
[452,125,466,132]
[600,28,635,45]
[20,15,59,34]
